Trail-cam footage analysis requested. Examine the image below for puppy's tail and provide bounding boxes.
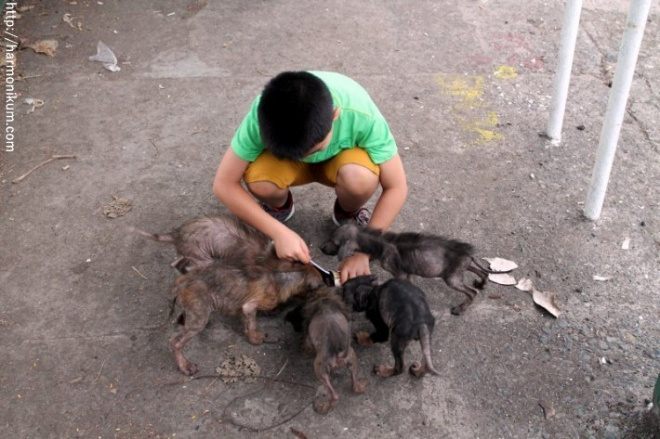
[420,325,441,376]
[126,226,175,243]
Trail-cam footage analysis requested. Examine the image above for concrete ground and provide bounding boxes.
[1,0,659,437]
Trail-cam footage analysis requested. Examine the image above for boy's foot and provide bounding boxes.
[260,191,295,223]
[332,199,371,227]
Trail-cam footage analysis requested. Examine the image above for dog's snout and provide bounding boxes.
[320,241,338,255]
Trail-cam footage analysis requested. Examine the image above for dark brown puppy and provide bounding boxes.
[321,224,506,315]
[129,215,270,274]
[341,275,440,378]
[286,287,367,414]
[170,252,324,375]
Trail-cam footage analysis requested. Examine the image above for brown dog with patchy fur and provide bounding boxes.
[286,287,367,414]
[169,251,324,375]
[129,215,270,274]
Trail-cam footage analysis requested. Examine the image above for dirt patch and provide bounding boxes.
[102,195,132,219]
[216,352,262,384]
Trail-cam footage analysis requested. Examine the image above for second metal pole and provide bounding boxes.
[584,0,652,220]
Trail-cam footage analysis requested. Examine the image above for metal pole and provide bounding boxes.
[546,0,583,146]
[584,0,652,220]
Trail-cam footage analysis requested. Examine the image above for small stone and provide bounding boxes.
[647,349,660,360]
[604,425,619,439]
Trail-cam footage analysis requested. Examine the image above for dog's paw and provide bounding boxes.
[246,330,266,345]
[373,364,396,378]
[177,360,199,376]
[450,305,465,316]
[353,379,368,394]
[409,361,426,378]
[354,331,373,346]
[313,398,334,415]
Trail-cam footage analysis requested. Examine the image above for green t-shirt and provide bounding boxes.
[231,71,397,164]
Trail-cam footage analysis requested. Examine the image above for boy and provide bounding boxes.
[213,71,407,282]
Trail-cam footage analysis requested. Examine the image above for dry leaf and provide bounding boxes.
[515,278,534,292]
[104,63,121,72]
[63,13,74,26]
[484,257,518,272]
[291,427,309,439]
[63,13,82,30]
[28,40,59,57]
[539,401,556,419]
[532,290,561,318]
[488,273,516,285]
[25,98,45,114]
[102,195,132,218]
[515,278,562,318]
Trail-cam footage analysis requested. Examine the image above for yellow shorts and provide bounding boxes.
[243,147,380,189]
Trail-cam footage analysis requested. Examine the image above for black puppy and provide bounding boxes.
[341,275,440,378]
[322,224,507,315]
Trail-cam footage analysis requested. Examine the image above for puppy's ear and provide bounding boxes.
[344,223,361,238]
[338,241,359,261]
[341,287,356,309]
[341,275,372,292]
[320,240,338,255]
[354,285,373,310]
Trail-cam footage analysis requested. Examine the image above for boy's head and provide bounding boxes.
[258,71,334,160]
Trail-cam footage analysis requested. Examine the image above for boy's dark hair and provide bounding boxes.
[258,71,334,160]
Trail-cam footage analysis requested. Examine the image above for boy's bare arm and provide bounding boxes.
[338,153,407,283]
[212,148,310,263]
[369,153,408,231]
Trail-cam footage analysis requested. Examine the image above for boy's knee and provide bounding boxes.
[246,180,287,198]
[336,164,379,195]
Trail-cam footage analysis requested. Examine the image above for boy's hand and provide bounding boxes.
[338,252,370,283]
[273,228,311,264]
